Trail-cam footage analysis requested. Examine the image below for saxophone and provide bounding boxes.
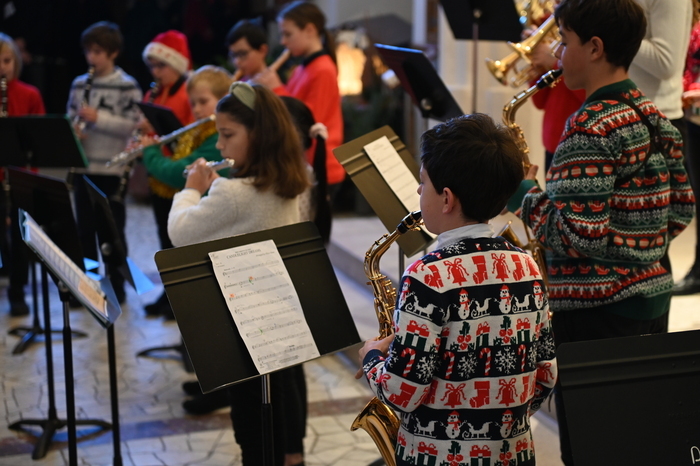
[351,210,424,466]
[501,68,562,287]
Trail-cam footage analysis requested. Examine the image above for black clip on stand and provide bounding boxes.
[2,116,91,354]
[438,0,522,113]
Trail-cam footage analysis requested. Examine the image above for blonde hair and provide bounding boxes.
[186,65,233,99]
[0,32,21,79]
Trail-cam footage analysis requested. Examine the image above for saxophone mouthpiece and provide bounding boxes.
[396,211,422,234]
[537,68,563,88]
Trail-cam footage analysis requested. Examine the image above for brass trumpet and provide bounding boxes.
[106,114,216,168]
[486,15,560,88]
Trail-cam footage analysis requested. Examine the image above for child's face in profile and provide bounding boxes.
[0,45,16,80]
[229,38,267,78]
[418,164,443,235]
[147,58,180,86]
[553,25,587,91]
[215,112,250,167]
[188,82,218,120]
[278,18,314,58]
[84,44,117,77]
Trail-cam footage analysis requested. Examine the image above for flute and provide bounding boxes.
[231,49,290,82]
[182,159,234,177]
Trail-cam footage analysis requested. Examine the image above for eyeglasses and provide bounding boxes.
[147,61,167,70]
[228,49,252,61]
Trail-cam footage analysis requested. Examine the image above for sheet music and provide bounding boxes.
[21,211,108,319]
[364,135,420,213]
[209,240,320,374]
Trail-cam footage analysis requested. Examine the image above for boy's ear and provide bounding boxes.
[588,36,605,61]
[108,50,119,62]
[442,187,458,214]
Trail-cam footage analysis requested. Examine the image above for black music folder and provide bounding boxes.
[0,116,88,167]
[439,0,522,42]
[333,125,433,257]
[137,102,183,136]
[155,222,359,393]
[558,329,700,465]
[375,44,463,122]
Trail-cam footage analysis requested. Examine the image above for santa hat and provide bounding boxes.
[142,30,191,75]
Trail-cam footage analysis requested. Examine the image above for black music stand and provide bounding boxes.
[558,330,700,465]
[155,222,359,465]
[333,125,433,258]
[439,0,522,113]
[85,178,154,466]
[3,116,88,354]
[7,169,111,464]
[136,102,183,136]
[375,44,463,122]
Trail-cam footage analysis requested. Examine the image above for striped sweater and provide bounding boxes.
[516,80,695,312]
[362,236,556,466]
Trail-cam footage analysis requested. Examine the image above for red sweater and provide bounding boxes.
[5,79,45,116]
[274,54,345,185]
[530,75,585,153]
[144,78,194,127]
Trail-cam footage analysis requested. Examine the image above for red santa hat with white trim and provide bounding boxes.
[142,30,191,75]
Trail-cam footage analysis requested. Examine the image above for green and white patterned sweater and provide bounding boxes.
[513,80,695,312]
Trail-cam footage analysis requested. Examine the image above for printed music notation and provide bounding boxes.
[20,211,108,320]
[364,135,420,213]
[209,239,320,373]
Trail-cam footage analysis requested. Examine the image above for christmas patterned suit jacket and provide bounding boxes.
[513,80,695,312]
[362,235,557,466]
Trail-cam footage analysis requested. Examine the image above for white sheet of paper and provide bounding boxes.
[22,212,108,318]
[364,135,421,213]
[209,240,320,374]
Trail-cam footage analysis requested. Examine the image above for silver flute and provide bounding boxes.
[182,159,234,177]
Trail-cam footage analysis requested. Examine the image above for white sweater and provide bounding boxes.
[629,0,692,120]
[168,177,300,247]
[67,67,143,175]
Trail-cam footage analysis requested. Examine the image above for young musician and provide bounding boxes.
[226,18,270,81]
[141,30,195,316]
[358,113,557,466]
[67,21,143,305]
[253,1,345,191]
[508,0,695,463]
[168,82,309,466]
[0,32,45,316]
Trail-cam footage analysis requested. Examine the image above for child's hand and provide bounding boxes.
[184,158,219,195]
[355,334,396,379]
[78,107,98,123]
[525,164,539,181]
[251,67,283,90]
[138,135,158,147]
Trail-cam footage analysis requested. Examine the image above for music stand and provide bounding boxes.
[558,330,700,465]
[7,169,111,464]
[333,125,433,258]
[439,0,522,113]
[155,222,359,465]
[84,178,154,466]
[375,44,463,122]
[136,102,183,136]
[2,116,88,354]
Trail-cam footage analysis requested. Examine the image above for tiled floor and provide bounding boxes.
[0,200,698,466]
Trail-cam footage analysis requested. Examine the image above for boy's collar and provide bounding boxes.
[586,79,637,104]
[437,223,494,250]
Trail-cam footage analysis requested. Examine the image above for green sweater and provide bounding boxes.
[510,80,695,315]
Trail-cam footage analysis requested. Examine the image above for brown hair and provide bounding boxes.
[186,65,232,99]
[0,33,21,79]
[216,84,310,198]
[278,1,336,64]
[81,21,123,56]
[420,113,524,222]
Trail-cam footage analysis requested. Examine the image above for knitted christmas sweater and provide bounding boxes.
[513,80,695,312]
[362,229,556,466]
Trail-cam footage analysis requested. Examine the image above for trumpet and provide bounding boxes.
[486,15,560,88]
[73,65,96,132]
[106,114,216,167]
[182,158,234,177]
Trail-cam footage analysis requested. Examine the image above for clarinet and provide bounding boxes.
[0,76,8,118]
[74,65,95,132]
[112,81,160,204]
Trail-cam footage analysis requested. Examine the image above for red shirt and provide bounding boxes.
[530,74,586,154]
[144,78,194,127]
[5,79,45,116]
[274,53,345,185]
